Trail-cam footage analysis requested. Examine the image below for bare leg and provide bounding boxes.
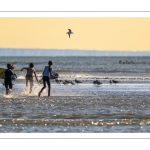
[26,79,28,87]
[8,89,12,94]
[29,80,33,94]
[38,78,46,97]
[6,88,9,95]
[5,81,12,95]
[6,88,12,95]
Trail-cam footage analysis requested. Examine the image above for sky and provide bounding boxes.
[0,17,150,51]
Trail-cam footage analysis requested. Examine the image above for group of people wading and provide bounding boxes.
[1,60,58,98]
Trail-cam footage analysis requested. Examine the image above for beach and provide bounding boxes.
[0,56,150,132]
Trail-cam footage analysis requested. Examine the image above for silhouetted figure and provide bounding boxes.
[38,60,58,98]
[4,63,17,95]
[21,63,38,93]
[66,29,73,38]
[75,79,82,84]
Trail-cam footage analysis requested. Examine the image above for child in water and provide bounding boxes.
[4,63,17,95]
[21,63,39,94]
[38,60,58,98]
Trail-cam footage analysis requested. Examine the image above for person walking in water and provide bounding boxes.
[4,63,17,95]
[38,60,58,98]
[21,63,39,94]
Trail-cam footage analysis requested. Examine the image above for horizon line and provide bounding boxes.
[0,47,150,52]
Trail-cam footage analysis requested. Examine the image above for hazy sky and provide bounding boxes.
[0,17,150,51]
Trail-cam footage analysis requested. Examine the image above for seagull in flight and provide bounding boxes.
[66,29,73,38]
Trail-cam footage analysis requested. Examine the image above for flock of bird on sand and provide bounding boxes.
[55,79,119,86]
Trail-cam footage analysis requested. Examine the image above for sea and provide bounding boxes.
[0,56,150,133]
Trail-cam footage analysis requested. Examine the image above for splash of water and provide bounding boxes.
[22,85,47,97]
[3,94,14,99]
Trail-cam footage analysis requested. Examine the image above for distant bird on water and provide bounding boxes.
[65,80,72,84]
[75,79,82,84]
[96,80,102,85]
[110,80,112,84]
[55,79,59,84]
[66,29,73,38]
[93,80,102,86]
[93,81,97,85]
[112,80,119,84]
[55,79,62,85]
[64,80,75,85]
[110,79,119,84]
[63,81,68,85]
[70,82,75,85]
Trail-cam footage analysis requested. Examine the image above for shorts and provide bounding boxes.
[5,80,12,89]
[26,75,33,86]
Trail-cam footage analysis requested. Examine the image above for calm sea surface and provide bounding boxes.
[0,56,150,132]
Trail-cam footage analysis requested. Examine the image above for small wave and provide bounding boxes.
[0,118,150,126]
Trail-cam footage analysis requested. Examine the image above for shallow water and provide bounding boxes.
[0,56,150,132]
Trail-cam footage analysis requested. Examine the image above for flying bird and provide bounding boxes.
[66,29,73,38]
